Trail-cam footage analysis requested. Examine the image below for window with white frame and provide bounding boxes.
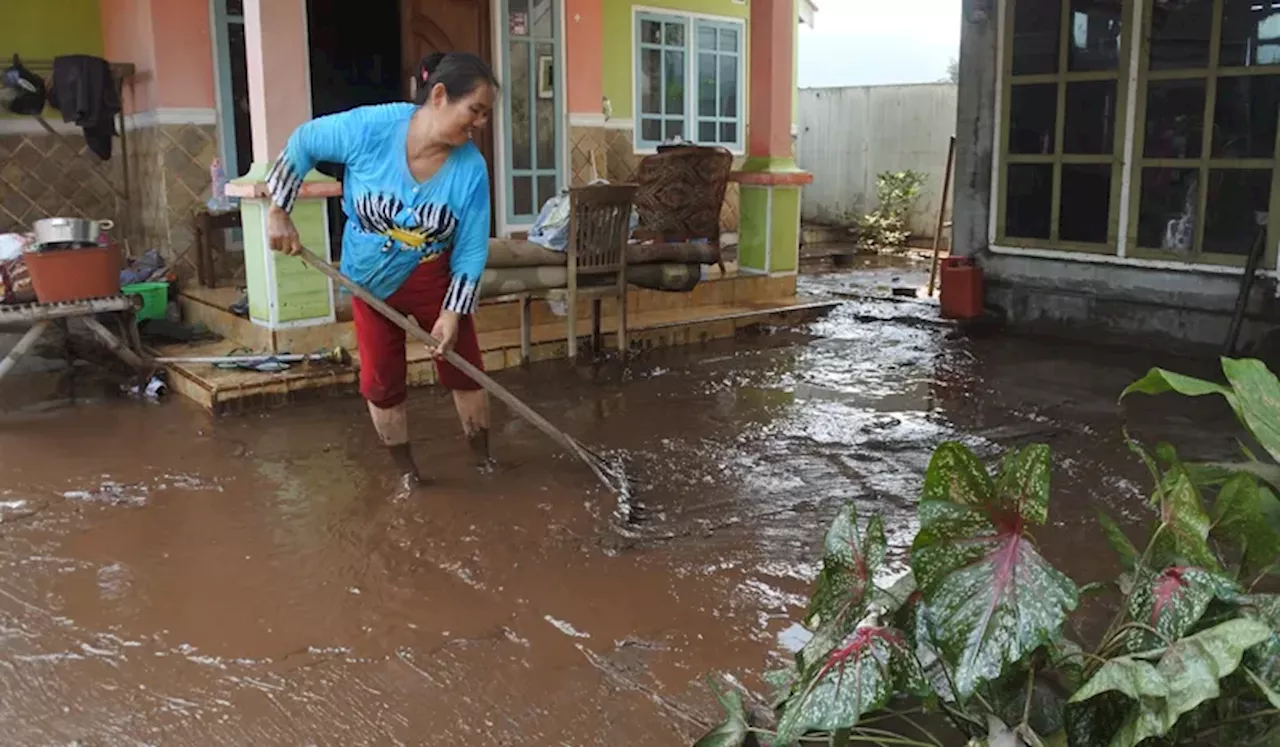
[999,0,1280,269]
[635,12,744,151]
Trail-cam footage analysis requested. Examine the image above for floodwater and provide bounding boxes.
[0,264,1247,745]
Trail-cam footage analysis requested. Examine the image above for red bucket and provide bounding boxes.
[24,244,122,304]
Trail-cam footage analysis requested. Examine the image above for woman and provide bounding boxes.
[266,52,498,488]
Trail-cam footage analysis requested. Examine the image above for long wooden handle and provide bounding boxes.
[296,251,598,464]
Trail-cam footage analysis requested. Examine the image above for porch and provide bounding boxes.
[2,0,818,408]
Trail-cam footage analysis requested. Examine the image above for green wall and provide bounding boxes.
[0,0,104,119]
[602,0,751,122]
[1,0,104,61]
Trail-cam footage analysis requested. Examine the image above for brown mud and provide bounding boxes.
[0,265,1246,745]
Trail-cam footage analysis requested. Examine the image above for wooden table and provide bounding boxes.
[195,208,243,288]
[0,296,150,385]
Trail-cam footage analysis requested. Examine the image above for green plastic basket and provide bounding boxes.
[122,281,169,322]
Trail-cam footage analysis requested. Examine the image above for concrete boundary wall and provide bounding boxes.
[796,83,957,237]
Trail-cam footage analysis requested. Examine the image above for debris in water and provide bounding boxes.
[544,615,591,639]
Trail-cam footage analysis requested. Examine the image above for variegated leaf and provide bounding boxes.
[1212,474,1280,575]
[1237,594,1280,707]
[775,626,923,744]
[806,505,886,636]
[1151,464,1219,570]
[1072,618,1272,747]
[1221,358,1280,464]
[911,442,1078,700]
[1125,566,1240,652]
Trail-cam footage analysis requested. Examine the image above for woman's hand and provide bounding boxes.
[429,311,460,359]
[267,205,304,255]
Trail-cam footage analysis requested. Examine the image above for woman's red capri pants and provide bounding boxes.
[351,257,484,409]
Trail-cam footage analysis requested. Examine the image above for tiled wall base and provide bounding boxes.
[0,121,215,280]
[129,122,217,278]
[569,125,741,233]
[0,130,125,237]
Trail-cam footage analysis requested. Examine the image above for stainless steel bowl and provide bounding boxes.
[32,217,114,248]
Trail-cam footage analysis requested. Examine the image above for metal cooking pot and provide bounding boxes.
[32,217,114,247]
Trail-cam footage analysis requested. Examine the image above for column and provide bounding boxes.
[730,0,812,275]
[566,0,609,186]
[226,0,339,339]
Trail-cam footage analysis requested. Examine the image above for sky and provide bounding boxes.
[799,0,962,88]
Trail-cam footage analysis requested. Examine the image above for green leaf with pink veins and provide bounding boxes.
[910,442,1079,700]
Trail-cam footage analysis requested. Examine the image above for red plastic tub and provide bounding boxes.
[24,244,122,303]
[939,256,984,320]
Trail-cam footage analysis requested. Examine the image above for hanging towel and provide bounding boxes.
[47,55,121,160]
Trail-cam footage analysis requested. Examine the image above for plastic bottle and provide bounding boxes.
[208,158,232,212]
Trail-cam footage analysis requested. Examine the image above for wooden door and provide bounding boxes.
[402,0,496,219]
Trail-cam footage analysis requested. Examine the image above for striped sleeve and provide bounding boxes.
[266,109,364,213]
[444,168,491,315]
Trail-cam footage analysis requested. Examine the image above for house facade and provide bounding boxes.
[952,0,1280,349]
[2,0,815,287]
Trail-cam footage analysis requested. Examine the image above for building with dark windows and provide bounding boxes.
[953,0,1280,350]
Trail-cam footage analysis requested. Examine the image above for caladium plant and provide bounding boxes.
[694,359,1280,747]
[910,442,1079,700]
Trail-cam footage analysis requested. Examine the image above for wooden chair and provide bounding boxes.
[519,183,638,361]
[633,145,734,274]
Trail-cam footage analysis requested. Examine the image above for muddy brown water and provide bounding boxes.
[0,267,1247,745]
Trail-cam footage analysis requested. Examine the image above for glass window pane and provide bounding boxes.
[1005,163,1054,239]
[1068,0,1123,72]
[537,175,558,211]
[719,55,738,118]
[640,49,661,114]
[514,176,534,216]
[665,21,685,46]
[510,41,532,171]
[720,121,737,143]
[698,53,717,116]
[664,51,685,115]
[1220,0,1280,67]
[1212,75,1280,158]
[641,118,662,143]
[1150,0,1213,70]
[1063,80,1117,154]
[698,25,717,51]
[641,20,662,44]
[1143,78,1206,159]
[720,28,738,53]
[226,0,244,15]
[1059,164,1112,243]
[1204,169,1271,256]
[535,43,556,169]
[1012,0,1061,76]
[699,121,716,142]
[1009,83,1058,154]
[532,0,553,38]
[1137,167,1199,252]
[664,119,685,141]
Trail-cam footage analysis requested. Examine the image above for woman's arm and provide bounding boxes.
[266,109,365,213]
[442,169,491,316]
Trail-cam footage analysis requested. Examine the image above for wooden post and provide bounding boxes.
[928,135,958,297]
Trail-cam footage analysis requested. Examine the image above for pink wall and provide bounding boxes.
[565,0,602,115]
[99,0,214,113]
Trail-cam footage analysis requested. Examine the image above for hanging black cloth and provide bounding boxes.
[46,55,121,161]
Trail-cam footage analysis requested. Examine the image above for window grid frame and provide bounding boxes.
[997,0,1134,254]
[633,10,746,152]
